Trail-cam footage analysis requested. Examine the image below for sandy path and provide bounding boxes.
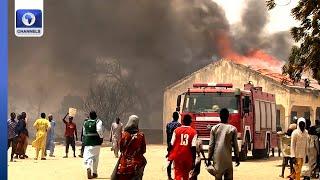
[8,145,289,180]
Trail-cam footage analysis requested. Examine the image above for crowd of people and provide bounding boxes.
[7,108,240,180]
[7,112,30,161]
[7,111,79,161]
[165,108,240,180]
[7,111,147,179]
[9,108,320,180]
[278,116,320,180]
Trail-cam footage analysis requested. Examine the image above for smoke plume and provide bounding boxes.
[9,0,293,131]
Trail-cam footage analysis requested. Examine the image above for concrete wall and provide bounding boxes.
[163,60,292,142]
[289,89,320,124]
[291,106,309,117]
[277,105,286,129]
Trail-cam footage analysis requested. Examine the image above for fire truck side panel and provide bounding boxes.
[242,112,254,144]
[253,133,265,149]
[176,83,278,155]
[251,88,277,150]
[271,133,278,148]
[240,92,254,145]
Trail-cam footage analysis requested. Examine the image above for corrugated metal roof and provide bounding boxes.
[165,59,320,91]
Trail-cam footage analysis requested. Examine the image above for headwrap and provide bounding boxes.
[124,115,139,134]
[297,117,306,132]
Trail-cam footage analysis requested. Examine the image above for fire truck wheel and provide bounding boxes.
[252,149,263,159]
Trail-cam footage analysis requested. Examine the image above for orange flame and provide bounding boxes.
[211,30,284,73]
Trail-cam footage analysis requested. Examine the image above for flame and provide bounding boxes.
[211,30,284,73]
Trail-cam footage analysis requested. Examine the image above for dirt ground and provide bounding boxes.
[8,145,298,180]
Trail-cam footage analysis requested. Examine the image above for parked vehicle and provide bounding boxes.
[175,82,277,160]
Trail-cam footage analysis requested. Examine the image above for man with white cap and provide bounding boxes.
[45,114,56,157]
[288,117,309,180]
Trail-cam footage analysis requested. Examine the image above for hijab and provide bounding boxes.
[124,115,139,134]
[297,117,306,133]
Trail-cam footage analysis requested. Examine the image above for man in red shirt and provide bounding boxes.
[169,114,197,180]
[62,113,78,158]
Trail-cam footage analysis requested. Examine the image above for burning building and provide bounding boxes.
[163,59,320,140]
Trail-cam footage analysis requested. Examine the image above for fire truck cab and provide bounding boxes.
[175,82,277,160]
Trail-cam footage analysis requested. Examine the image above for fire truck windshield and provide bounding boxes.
[182,93,239,113]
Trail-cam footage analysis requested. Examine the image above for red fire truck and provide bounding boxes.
[175,82,278,160]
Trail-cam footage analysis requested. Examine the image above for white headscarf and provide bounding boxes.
[297,117,306,132]
[124,115,139,134]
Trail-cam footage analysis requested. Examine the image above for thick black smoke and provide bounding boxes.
[9,0,292,130]
[234,0,292,60]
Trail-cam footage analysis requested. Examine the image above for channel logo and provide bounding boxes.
[15,9,43,37]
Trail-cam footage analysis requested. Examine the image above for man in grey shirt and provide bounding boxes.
[207,108,240,180]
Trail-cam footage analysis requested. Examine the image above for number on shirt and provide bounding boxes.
[180,134,189,146]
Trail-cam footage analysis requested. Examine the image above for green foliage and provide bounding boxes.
[267,0,320,83]
[266,0,276,10]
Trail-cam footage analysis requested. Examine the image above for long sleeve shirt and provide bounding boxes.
[109,122,123,140]
[16,119,28,136]
[96,119,104,138]
[290,129,309,159]
[47,120,56,141]
[82,119,104,138]
[166,120,181,147]
[208,123,239,173]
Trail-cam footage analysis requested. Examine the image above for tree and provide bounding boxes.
[266,0,320,83]
[82,58,139,129]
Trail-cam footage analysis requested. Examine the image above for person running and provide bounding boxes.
[168,114,197,180]
[109,117,123,158]
[83,111,104,179]
[116,115,147,180]
[32,113,51,160]
[62,113,78,158]
[165,111,181,180]
[288,117,309,180]
[7,112,18,162]
[207,108,240,180]
[45,114,56,157]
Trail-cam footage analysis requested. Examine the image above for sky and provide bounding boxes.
[214,0,299,33]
